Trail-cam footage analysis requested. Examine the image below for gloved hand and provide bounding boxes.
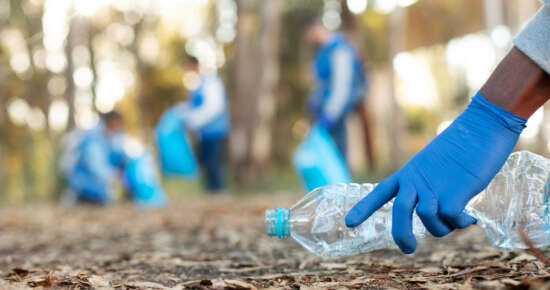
[345,92,527,254]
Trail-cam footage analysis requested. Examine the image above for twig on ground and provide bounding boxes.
[518,226,550,265]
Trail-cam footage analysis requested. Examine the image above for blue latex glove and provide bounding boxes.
[345,92,527,254]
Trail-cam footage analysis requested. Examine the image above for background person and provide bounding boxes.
[182,56,231,194]
[61,111,128,205]
[304,16,369,161]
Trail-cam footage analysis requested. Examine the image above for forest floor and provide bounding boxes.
[1,193,550,289]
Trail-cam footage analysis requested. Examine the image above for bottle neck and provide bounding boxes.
[266,208,290,238]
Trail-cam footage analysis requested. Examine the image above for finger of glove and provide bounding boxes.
[440,202,477,229]
[415,182,453,237]
[445,211,477,229]
[392,183,418,254]
[346,174,399,228]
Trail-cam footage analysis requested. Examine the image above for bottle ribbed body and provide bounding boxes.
[465,151,550,249]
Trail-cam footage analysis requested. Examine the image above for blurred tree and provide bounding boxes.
[231,0,256,185]
[341,2,376,171]
[66,14,91,130]
[87,22,99,113]
[251,0,282,175]
[231,0,284,186]
[387,6,406,170]
[405,0,483,51]
[0,64,5,190]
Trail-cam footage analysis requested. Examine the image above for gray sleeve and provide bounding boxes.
[513,2,550,74]
[324,47,354,122]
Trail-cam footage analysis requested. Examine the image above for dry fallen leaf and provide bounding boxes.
[125,281,168,289]
[510,253,537,263]
[223,279,258,290]
[320,263,348,270]
[419,266,441,274]
[11,268,29,278]
[87,275,110,288]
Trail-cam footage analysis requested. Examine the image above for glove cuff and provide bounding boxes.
[471,92,527,135]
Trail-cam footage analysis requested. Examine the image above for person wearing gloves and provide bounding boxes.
[304,17,368,160]
[62,111,128,205]
[346,2,550,254]
[182,56,231,193]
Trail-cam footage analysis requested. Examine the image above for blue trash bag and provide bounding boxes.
[124,152,167,208]
[293,123,352,192]
[155,104,198,178]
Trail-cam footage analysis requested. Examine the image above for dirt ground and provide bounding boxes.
[1,194,550,289]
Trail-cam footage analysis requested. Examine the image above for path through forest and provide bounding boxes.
[0,194,549,289]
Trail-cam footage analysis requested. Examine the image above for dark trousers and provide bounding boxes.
[329,117,348,161]
[198,137,226,192]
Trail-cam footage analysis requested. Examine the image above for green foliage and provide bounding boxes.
[404,107,438,137]
[359,10,391,65]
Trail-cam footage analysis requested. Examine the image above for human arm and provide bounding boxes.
[345,22,550,253]
[484,0,550,117]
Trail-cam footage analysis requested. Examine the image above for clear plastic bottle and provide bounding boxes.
[266,151,550,258]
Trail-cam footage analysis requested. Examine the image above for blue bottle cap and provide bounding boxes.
[265,208,290,238]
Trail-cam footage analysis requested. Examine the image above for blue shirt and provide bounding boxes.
[310,33,367,124]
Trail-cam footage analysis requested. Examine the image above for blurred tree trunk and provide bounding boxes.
[65,14,92,130]
[387,7,406,170]
[18,2,54,199]
[341,2,366,52]
[20,2,52,136]
[251,0,281,173]
[88,24,99,112]
[65,15,78,130]
[483,0,504,29]
[483,0,507,59]
[130,20,155,140]
[0,67,6,189]
[341,3,376,171]
[231,0,282,186]
[231,0,260,186]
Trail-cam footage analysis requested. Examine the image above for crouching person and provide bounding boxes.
[60,111,128,205]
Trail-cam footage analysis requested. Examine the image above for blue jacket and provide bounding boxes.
[66,124,127,203]
[309,33,367,125]
[186,74,231,140]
